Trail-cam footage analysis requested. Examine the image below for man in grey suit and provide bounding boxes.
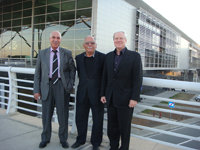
[33,31,76,149]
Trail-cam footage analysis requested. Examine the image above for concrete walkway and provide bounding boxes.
[0,108,181,150]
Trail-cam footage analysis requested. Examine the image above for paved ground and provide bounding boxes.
[0,108,182,150]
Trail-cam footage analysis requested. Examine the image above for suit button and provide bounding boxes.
[113,78,115,80]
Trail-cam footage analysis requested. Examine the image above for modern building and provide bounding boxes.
[0,0,199,81]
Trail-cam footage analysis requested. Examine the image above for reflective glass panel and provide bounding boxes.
[34,15,45,24]
[47,4,59,13]
[34,6,46,15]
[61,30,74,39]
[3,13,11,20]
[3,6,11,13]
[23,1,32,9]
[13,11,22,19]
[61,11,75,21]
[60,20,75,30]
[75,40,84,49]
[23,9,32,17]
[3,21,11,28]
[75,29,91,39]
[34,24,45,32]
[13,3,22,11]
[76,9,91,19]
[47,0,60,4]
[12,19,21,26]
[3,0,12,6]
[61,40,74,50]
[61,1,75,11]
[35,1,46,7]
[46,13,59,22]
[23,17,31,25]
[77,0,92,9]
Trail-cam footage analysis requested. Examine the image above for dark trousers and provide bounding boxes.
[75,92,104,146]
[107,100,134,150]
[41,79,70,143]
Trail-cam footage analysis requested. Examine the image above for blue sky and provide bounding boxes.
[143,0,200,45]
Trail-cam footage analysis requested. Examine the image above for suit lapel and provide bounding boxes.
[115,49,129,75]
[45,48,50,72]
[109,52,115,76]
[59,48,64,73]
[80,53,87,77]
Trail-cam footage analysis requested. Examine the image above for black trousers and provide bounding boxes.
[107,100,134,150]
[75,92,104,146]
[41,79,70,143]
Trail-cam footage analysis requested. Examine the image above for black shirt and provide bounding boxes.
[114,47,126,73]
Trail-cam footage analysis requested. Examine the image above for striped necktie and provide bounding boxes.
[52,50,58,84]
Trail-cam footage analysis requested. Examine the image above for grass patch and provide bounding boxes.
[169,93,195,101]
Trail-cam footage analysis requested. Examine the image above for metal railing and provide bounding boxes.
[0,66,200,150]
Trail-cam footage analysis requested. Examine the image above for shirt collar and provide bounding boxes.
[114,47,126,55]
[84,50,95,57]
[50,47,60,52]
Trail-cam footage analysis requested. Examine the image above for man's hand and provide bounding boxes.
[129,100,137,108]
[34,93,41,101]
[101,96,107,103]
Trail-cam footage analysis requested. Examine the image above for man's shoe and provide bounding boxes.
[93,146,100,150]
[39,141,50,148]
[71,141,84,148]
[60,141,69,148]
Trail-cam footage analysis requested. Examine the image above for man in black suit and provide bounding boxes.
[101,31,143,150]
[34,31,76,148]
[71,36,105,150]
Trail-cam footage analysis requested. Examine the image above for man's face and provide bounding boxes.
[49,31,61,49]
[83,37,97,54]
[113,32,127,51]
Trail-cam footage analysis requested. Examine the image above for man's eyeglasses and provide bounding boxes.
[84,41,96,45]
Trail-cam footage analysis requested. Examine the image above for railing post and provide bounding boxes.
[6,67,18,114]
[70,73,78,134]
[0,84,5,109]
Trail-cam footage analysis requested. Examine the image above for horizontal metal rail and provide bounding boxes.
[131,124,200,141]
[0,95,9,99]
[141,95,200,106]
[13,78,34,83]
[136,104,200,118]
[133,114,200,130]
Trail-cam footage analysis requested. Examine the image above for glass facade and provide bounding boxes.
[136,8,181,70]
[0,0,92,67]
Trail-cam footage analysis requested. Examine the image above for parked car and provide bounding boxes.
[171,88,186,92]
[195,95,200,102]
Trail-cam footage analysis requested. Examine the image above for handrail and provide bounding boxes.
[0,66,200,150]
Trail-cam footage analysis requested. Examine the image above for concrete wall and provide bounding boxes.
[93,0,136,54]
[179,37,189,69]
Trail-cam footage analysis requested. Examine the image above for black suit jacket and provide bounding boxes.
[101,48,143,107]
[76,50,105,105]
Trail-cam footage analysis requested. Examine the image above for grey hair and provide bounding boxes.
[113,31,127,40]
[84,35,96,41]
[50,31,62,39]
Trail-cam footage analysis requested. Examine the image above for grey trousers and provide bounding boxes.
[41,79,70,142]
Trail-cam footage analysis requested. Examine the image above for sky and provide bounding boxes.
[143,0,200,45]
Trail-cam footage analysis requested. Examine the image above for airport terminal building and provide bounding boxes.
[0,0,200,81]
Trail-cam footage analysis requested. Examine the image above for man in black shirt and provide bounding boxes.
[72,36,105,150]
[101,31,143,150]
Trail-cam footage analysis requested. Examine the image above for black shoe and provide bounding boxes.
[39,141,50,148]
[71,141,84,148]
[60,141,69,148]
[93,146,100,150]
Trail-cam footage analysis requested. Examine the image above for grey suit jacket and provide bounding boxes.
[33,47,76,100]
